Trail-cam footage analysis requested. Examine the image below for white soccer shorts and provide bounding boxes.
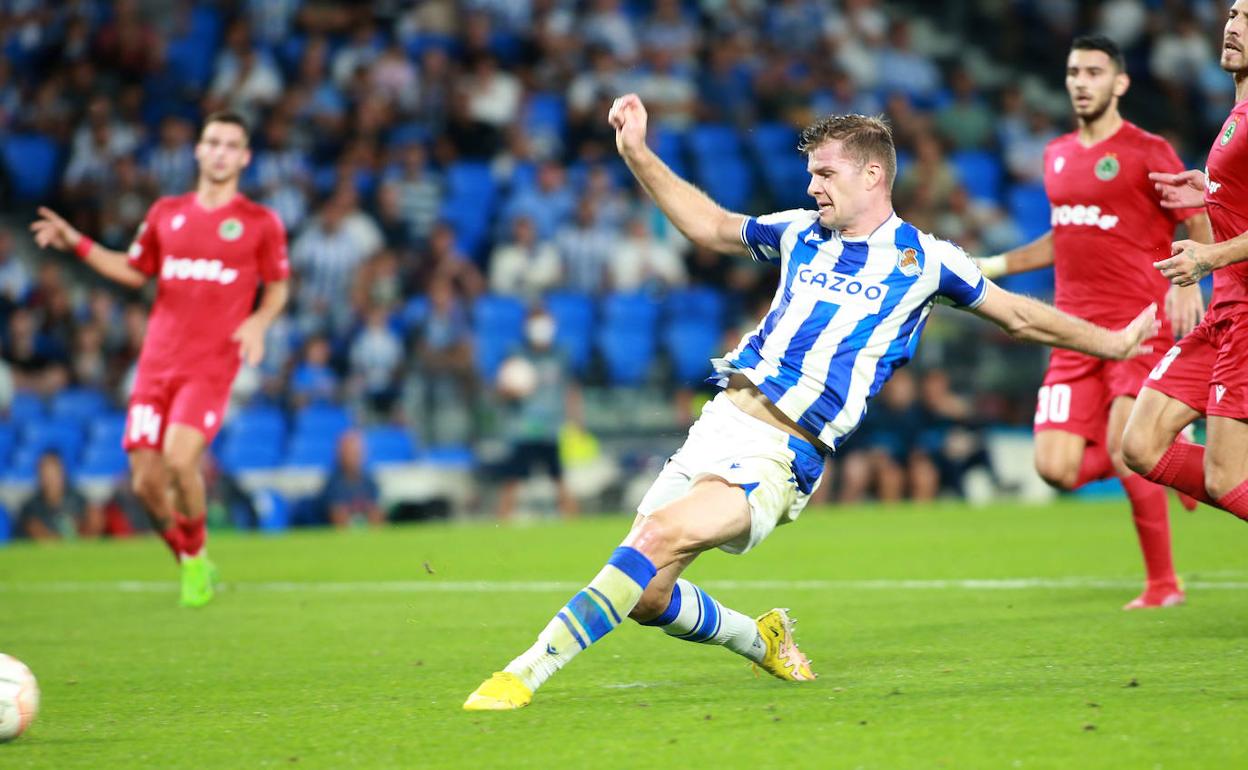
[636,392,825,554]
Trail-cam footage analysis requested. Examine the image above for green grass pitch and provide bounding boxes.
[3,499,1248,769]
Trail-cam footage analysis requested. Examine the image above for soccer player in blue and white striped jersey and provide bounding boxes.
[464,95,1160,710]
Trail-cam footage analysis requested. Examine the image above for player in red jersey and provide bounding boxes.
[30,112,290,606]
[1123,0,1248,524]
[976,36,1213,609]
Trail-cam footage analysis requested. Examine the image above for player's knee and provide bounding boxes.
[161,446,198,479]
[626,513,685,567]
[1034,455,1078,491]
[1203,461,1242,501]
[130,463,162,505]
[1121,429,1161,476]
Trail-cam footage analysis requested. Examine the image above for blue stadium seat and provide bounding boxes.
[0,423,14,467]
[650,128,687,178]
[688,123,741,160]
[747,122,798,157]
[439,200,490,260]
[664,321,721,385]
[602,291,662,332]
[759,153,811,210]
[79,445,129,478]
[253,488,292,532]
[397,295,430,333]
[87,413,127,447]
[473,295,527,378]
[0,501,11,544]
[2,134,61,201]
[9,391,44,424]
[598,327,657,387]
[952,150,1004,203]
[696,156,753,211]
[1008,183,1052,239]
[446,162,496,202]
[363,426,418,464]
[664,286,726,326]
[524,92,566,137]
[545,291,595,373]
[19,420,83,461]
[423,445,475,467]
[218,440,282,473]
[50,388,107,423]
[284,436,336,470]
[387,122,431,149]
[293,404,351,440]
[8,446,75,479]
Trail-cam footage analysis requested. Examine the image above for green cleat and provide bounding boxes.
[179,555,217,608]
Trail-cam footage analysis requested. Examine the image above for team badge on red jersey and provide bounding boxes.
[1094,153,1120,181]
[219,218,244,241]
[896,247,921,277]
[1221,119,1237,146]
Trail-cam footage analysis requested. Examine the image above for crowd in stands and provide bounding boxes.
[0,0,1233,533]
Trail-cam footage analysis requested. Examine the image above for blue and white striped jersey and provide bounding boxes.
[712,210,987,452]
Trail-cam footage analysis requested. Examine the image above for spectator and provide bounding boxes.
[500,160,576,241]
[1003,108,1058,184]
[385,143,443,247]
[18,451,102,541]
[876,20,942,103]
[320,430,384,528]
[4,308,67,396]
[460,53,523,132]
[291,335,340,407]
[555,197,616,295]
[610,217,686,293]
[494,308,580,520]
[349,306,404,418]
[582,0,640,63]
[935,68,996,150]
[834,369,939,503]
[290,187,384,332]
[489,216,563,299]
[407,278,476,445]
[0,229,31,307]
[635,47,697,130]
[145,116,197,196]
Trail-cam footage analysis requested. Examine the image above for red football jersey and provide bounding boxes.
[127,192,290,381]
[1043,121,1203,326]
[1203,97,1248,319]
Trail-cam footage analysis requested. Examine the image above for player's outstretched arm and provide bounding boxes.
[29,207,146,289]
[975,231,1054,279]
[609,94,748,257]
[970,281,1158,360]
[1155,229,1248,287]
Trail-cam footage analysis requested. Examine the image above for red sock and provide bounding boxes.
[176,514,206,558]
[1142,441,1215,505]
[1119,474,1176,586]
[1075,443,1114,487]
[160,525,186,562]
[1215,478,1248,521]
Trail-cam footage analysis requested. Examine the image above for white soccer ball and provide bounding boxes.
[0,654,39,742]
[497,356,538,398]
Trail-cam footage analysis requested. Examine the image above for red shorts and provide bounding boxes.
[1141,312,1248,419]
[122,370,233,452]
[1034,337,1168,444]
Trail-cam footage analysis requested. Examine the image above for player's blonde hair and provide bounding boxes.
[798,114,897,191]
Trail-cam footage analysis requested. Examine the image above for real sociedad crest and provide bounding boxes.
[897,247,921,277]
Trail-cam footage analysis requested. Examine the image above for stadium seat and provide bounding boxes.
[8,446,75,479]
[545,291,595,373]
[0,501,10,544]
[293,404,351,440]
[602,291,662,332]
[218,440,281,473]
[0,423,14,467]
[78,445,129,478]
[688,123,742,160]
[252,488,292,532]
[19,420,83,461]
[363,426,418,465]
[598,327,657,387]
[650,128,687,177]
[50,388,108,423]
[473,295,527,378]
[398,295,430,333]
[696,156,753,212]
[284,436,337,470]
[952,150,1005,203]
[1,134,61,201]
[664,286,726,326]
[229,406,288,444]
[664,321,721,385]
[387,122,431,148]
[1008,183,1052,239]
[747,122,799,157]
[523,92,566,139]
[423,445,475,467]
[9,391,44,424]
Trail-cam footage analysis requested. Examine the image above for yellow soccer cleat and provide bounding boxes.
[753,608,816,682]
[463,672,533,711]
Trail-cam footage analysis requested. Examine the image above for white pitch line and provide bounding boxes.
[4,578,1248,593]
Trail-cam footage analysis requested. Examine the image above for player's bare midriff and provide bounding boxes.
[723,373,824,449]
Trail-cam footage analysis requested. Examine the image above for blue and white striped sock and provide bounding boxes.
[505,546,656,692]
[639,579,766,663]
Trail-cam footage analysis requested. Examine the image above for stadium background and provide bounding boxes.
[0,0,1230,538]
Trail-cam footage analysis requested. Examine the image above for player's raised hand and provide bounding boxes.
[1164,283,1205,337]
[29,207,82,252]
[1115,303,1160,360]
[1154,239,1217,286]
[1148,169,1207,209]
[232,316,267,366]
[608,94,649,159]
